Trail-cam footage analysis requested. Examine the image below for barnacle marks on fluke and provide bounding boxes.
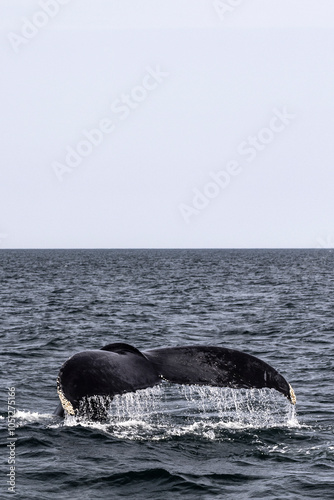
[289,384,297,405]
[56,377,75,416]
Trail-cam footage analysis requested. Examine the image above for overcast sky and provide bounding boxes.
[1,0,334,248]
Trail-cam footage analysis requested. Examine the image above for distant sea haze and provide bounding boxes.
[1,249,333,499]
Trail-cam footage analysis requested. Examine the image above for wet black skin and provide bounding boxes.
[55,343,294,420]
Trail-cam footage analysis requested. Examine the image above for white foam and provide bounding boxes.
[13,410,53,426]
[57,384,301,441]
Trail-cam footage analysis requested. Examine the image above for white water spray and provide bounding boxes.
[62,383,299,439]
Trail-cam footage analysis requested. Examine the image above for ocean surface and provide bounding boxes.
[1,249,333,499]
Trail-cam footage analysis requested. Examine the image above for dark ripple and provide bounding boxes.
[77,468,210,491]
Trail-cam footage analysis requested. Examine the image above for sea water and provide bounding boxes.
[1,249,333,499]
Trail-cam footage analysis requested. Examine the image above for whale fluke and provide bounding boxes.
[55,343,296,419]
[144,346,296,403]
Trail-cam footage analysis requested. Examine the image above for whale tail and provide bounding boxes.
[56,343,296,419]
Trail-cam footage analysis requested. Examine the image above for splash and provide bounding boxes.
[180,385,299,428]
[61,383,300,440]
[12,410,52,426]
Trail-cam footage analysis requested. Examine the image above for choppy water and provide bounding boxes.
[1,249,333,499]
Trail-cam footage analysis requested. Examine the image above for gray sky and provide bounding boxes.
[1,0,334,248]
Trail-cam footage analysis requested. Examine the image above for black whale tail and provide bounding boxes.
[144,346,296,404]
[55,343,296,419]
